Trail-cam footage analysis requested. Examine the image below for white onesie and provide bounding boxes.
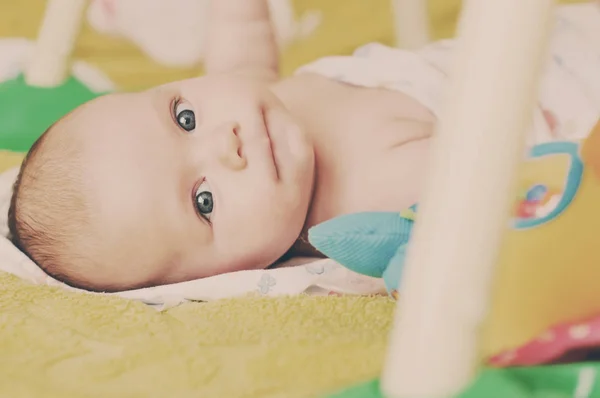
[297,2,600,147]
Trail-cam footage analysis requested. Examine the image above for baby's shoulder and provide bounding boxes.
[275,70,434,151]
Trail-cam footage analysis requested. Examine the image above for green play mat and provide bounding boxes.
[327,362,600,398]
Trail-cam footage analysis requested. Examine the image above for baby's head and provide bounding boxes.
[8,74,315,291]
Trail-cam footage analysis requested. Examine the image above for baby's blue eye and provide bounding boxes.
[174,99,196,132]
[195,180,214,222]
[196,191,213,215]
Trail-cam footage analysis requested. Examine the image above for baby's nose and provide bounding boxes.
[211,122,246,171]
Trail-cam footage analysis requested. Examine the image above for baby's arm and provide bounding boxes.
[205,0,279,81]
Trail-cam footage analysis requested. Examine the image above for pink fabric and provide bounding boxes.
[489,312,600,367]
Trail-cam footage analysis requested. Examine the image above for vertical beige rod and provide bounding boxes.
[391,0,430,49]
[381,0,555,397]
[25,0,88,87]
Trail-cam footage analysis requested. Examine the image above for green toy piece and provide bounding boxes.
[0,74,106,152]
[326,362,600,398]
[327,379,382,398]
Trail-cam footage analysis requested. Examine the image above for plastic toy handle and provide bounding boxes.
[513,142,583,229]
[391,0,431,49]
[25,0,88,87]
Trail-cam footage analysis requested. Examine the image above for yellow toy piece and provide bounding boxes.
[481,119,600,359]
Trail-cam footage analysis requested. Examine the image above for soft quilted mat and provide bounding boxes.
[0,273,394,398]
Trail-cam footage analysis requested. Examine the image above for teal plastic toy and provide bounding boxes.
[0,74,104,152]
[308,205,417,297]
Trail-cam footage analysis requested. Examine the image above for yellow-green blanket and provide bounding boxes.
[0,273,395,398]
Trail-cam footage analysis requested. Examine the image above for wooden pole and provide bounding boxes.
[381,1,555,397]
[25,0,88,87]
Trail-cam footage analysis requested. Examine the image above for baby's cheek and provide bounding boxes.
[216,185,307,267]
[228,217,298,268]
[224,239,285,272]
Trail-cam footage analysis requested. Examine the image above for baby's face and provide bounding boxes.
[69,74,315,289]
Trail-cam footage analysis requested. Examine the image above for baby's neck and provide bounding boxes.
[270,72,434,261]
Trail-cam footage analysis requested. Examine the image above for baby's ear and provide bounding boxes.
[580,119,600,181]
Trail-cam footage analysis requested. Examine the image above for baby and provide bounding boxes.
[7,0,600,292]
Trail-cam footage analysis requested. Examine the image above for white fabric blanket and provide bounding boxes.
[0,168,385,309]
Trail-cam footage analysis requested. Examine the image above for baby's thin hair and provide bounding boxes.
[7,122,98,290]
[8,129,53,250]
